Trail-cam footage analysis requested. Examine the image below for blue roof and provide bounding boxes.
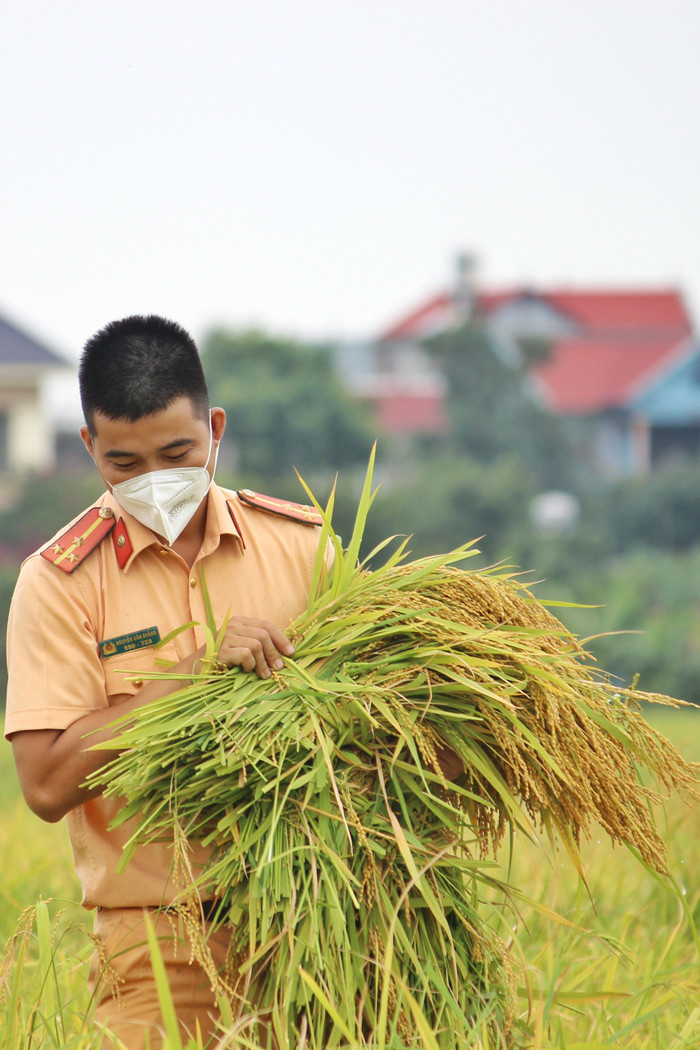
[0,313,67,366]
[630,339,700,424]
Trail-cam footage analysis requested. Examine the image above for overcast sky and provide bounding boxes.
[1,0,698,369]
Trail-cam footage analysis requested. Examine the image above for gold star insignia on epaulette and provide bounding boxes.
[41,506,117,573]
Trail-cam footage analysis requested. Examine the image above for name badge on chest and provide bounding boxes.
[99,626,161,659]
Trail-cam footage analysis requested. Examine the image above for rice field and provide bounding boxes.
[0,708,698,1049]
[486,706,700,1049]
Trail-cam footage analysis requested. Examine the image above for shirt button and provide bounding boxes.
[190,577,197,589]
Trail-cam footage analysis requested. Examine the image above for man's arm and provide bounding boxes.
[11,616,294,824]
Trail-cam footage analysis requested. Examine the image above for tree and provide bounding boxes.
[358,451,535,565]
[0,469,102,553]
[424,321,578,490]
[201,329,375,485]
[542,547,700,703]
[607,461,700,553]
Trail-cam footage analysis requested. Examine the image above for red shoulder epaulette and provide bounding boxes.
[40,506,117,573]
[236,489,323,526]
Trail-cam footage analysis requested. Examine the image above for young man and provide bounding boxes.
[5,315,327,1048]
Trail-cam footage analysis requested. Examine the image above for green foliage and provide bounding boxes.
[201,328,375,482]
[0,470,102,551]
[551,547,700,703]
[513,334,553,365]
[608,460,700,553]
[361,452,536,564]
[502,468,700,704]
[424,321,578,489]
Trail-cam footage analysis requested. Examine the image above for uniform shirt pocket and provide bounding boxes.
[101,642,181,704]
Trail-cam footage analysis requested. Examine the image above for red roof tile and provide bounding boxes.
[540,290,691,337]
[379,293,452,341]
[533,337,683,414]
[381,287,692,342]
[374,392,447,433]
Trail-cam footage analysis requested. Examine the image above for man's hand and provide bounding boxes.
[435,741,464,781]
[208,616,295,679]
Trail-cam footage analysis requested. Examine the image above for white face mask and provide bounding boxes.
[111,425,216,545]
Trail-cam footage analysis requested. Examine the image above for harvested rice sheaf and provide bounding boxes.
[90,463,699,1049]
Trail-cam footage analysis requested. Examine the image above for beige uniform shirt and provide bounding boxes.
[5,483,324,909]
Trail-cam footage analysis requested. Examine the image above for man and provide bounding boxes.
[5,315,327,1048]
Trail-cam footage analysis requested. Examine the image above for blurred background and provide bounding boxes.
[2,0,700,704]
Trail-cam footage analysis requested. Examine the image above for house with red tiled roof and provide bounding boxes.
[346,276,699,476]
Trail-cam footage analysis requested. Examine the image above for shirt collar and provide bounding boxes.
[100,490,156,565]
[99,483,245,569]
[202,484,246,553]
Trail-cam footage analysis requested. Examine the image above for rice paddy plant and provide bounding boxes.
[502,805,700,1048]
[0,898,97,1050]
[0,898,216,1049]
[2,786,698,1048]
[0,769,96,1049]
[84,451,698,1049]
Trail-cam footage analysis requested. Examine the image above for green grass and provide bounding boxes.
[0,740,96,1048]
[485,708,700,1048]
[1,711,698,1048]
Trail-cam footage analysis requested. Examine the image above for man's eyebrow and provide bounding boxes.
[104,438,195,458]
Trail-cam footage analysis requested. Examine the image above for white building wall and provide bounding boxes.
[7,395,54,471]
[487,298,578,340]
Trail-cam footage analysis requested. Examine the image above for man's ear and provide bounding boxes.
[211,407,226,445]
[79,425,96,462]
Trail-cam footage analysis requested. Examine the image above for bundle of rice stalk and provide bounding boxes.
[89,451,699,1050]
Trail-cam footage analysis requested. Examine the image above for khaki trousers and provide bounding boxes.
[88,906,232,1050]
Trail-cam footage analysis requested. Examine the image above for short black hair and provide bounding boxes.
[79,315,210,433]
